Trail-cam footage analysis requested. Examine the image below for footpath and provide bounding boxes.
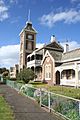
[0,84,65,120]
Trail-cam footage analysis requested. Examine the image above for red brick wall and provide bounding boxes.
[42,56,55,85]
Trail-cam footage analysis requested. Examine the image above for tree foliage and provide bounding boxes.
[2,71,9,77]
[17,68,35,83]
[0,67,9,80]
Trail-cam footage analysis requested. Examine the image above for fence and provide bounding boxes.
[6,80,80,120]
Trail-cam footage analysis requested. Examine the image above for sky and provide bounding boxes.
[0,0,80,68]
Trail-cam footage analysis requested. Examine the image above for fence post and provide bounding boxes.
[27,86,28,97]
[48,92,51,112]
[40,88,42,107]
[79,101,80,116]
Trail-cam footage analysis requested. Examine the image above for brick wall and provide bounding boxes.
[42,56,55,85]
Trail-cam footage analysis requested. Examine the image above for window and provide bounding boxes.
[31,55,34,60]
[45,64,51,80]
[61,69,75,80]
[10,67,14,72]
[20,42,23,50]
[36,54,43,60]
[28,41,32,50]
[72,70,75,78]
[66,70,71,79]
[27,57,30,62]
[32,42,34,50]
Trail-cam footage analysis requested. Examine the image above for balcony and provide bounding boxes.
[27,54,42,68]
[27,59,41,68]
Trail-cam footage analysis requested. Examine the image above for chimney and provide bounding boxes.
[50,35,56,43]
[64,43,69,53]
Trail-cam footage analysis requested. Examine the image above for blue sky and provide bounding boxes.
[0,0,80,68]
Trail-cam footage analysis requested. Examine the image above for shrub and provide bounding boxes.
[17,68,35,83]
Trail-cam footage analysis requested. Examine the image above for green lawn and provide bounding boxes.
[47,85,80,99]
[30,81,80,100]
[0,95,14,120]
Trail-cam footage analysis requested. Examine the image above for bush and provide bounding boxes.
[17,68,35,84]
[10,78,16,81]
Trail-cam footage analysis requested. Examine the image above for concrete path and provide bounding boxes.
[0,84,65,120]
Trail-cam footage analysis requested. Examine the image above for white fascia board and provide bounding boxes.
[62,57,80,63]
[41,50,54,65]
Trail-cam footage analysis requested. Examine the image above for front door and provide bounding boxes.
[56,71,60,85]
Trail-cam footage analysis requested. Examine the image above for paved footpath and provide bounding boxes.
[0,84,65,120]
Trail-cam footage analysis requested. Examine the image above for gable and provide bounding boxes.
[46,41,64,52]
[41,50,54,65]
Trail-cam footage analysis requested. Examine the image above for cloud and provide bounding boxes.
[36,43,44,48]
[40,9,80,27]
[0,0,9,21]
[61,40,80,51]
[0,43,45,68]
[11,19,18,24]
[0,44,20,68]
[71,0,80,3]
[0,43,44,68]
[10,0,18,4]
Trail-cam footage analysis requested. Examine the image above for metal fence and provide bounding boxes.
[6,80,80,120]
[6,80,22,91]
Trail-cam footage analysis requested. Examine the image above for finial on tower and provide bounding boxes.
[26,9,32,25]
[28,9,31,22]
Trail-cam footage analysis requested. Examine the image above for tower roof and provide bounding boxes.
[19,10,37,35]
[19,21,37,35]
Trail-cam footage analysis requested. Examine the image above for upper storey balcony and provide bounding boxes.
[27,53,43,68]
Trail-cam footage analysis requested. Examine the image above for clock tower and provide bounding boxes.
[19,20,37,70]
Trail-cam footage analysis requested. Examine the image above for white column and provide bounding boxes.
[75,63,79,88]
[34,65,36,81]
[42,64,44,81]
[48,92,51,112]
[40,88,42,107]
[79,102,80,116]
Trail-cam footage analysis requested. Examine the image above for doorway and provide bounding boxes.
[56,71,60,85]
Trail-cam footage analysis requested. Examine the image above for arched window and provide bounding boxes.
[45,64,51,80]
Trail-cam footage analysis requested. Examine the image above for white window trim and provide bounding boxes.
[45,64,51,80]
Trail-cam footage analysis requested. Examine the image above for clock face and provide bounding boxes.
[28,35,33,40]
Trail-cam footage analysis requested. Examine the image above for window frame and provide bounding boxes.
[45,64,51,80]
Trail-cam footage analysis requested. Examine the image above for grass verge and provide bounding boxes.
[0,95,14,120]
[30,81,80,99]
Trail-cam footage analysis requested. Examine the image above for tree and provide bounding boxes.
[0,67,9,74]
[2,71,9,80]
[17,68,35,83]
[2,71,9,77]
[0,67,9,80]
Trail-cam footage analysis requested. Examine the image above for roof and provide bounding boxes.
[27,40,63,61]
[60,62,74,67]
[45,41,64,52]
[19,22,37,35]
[35,41,64,53]
[62,48,80,61]
[48,49,62,61]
